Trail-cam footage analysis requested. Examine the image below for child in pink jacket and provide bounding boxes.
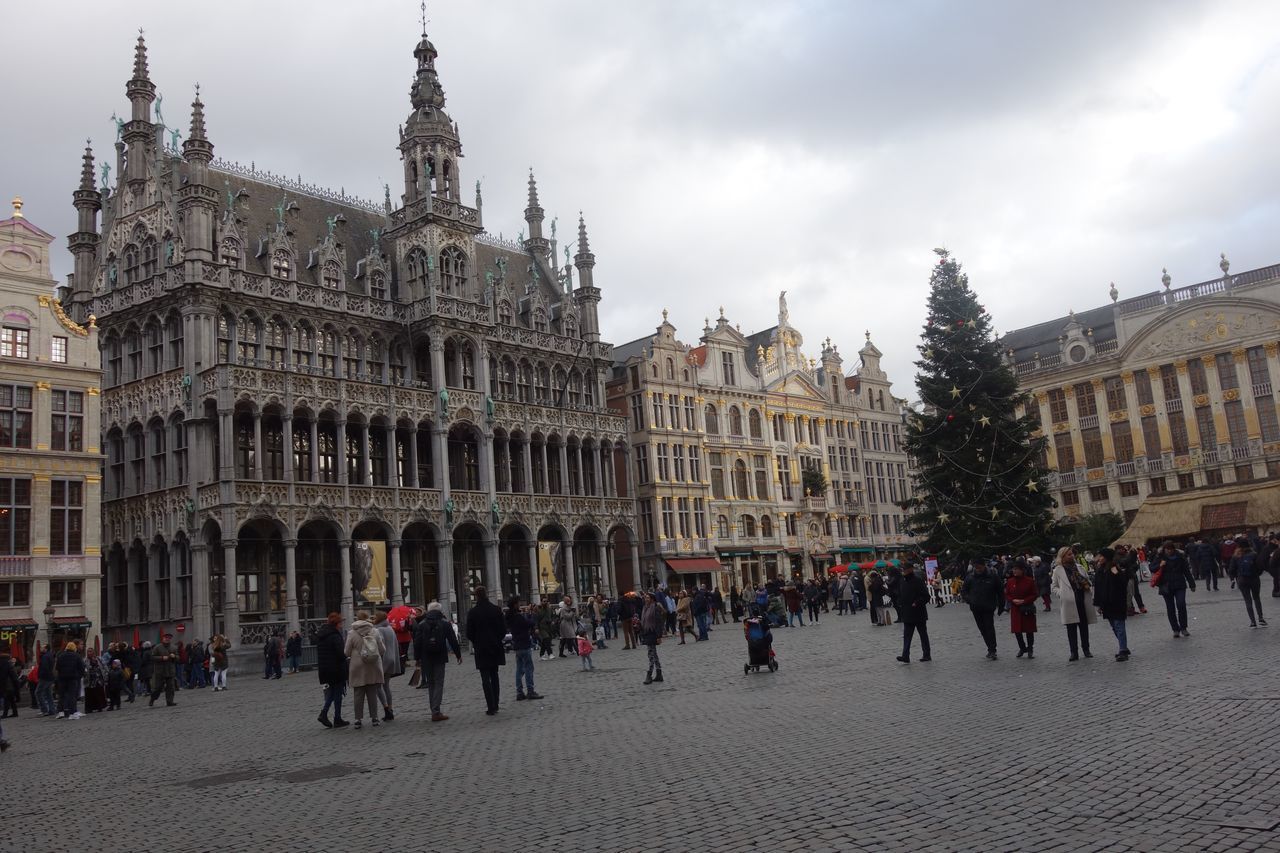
[576,632,594,671]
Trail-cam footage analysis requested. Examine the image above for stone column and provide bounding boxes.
[218,408,234,480]
[1174,359,1199,450]
[434,426,449,494]
[148,545,163,623]
[222,540,239,647]
[284,539,299,635]
[564,540,577,600]
[336,419,348,485]
[282,414,293,482]
[539,441,549,494]
[630,540,641,592]
[559,442,570,495]
[623,447,635,499]
[1200,355,1230,455]
[168,540,182,622]
[438,538,455,619]
[484,537,501,598]
[527,541,539,598]
[406,427,418,488]
[522,437,533,493]
[389,539,404,606]
[358,423,370,485]
[604,541,616,598]
[309,419,320,482]
[338,540,353,624]
[1061,385,1084,469]
[252,410,263,480]
[191,544,211,640]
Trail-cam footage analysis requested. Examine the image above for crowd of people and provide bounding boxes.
[3,532,1274,753]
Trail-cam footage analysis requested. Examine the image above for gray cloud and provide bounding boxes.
[3,0,1278,396]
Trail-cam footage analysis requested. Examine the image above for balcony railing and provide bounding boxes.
[0,557,32,577]
[1165,398,1183,414]
[1253,382,1273,398]
[1115,461,1136,476]
[1078,414,1099,429]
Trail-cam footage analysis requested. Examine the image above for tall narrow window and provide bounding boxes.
[321,260,342,290]
[50,390,84,452]
[0,385,33,449]
[271,250,292,280]
[1,327,30,359]
[721,351,736,385]
[49,480,83,556]
[439,246,466,294]
[0,478,31,555]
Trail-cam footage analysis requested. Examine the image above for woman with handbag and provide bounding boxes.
[640,592,665,685]
[556,596,579,658]
[1050,546,1097,661]
[675,590,694,644]
[1004,559,1038,658]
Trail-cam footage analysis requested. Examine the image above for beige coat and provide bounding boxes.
[1050,564,1098,626]
[343,620,386,688]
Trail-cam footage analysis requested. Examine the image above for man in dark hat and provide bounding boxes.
[1092,548,1131,661]
[149,632,179,707]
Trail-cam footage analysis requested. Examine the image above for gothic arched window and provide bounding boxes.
[729,406,743,436]
[369,270,387,301]
[498,301,514,325]
[439,246,466,295]
[271,250,292,280]
[321,260,342,290]
[704,404,720,435]
[220,238,242,269]
[748,408,763,439]
[141,238,158,278]
[216,313,233,364]
[405,248,429,298]
[123,244,140,285]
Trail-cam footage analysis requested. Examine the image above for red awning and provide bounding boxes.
[665,557,723,574]
[0,619,37,629]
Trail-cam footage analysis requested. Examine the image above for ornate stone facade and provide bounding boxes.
[0,199,102,654]
[607,295,916,591]
[68,30,635,649]
[1003,258,1280,526]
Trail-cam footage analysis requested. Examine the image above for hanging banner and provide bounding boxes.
[537,541,561,595]
[354,540,389,605]
[924,557,939,583]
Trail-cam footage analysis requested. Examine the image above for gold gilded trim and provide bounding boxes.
[37,295,90,338]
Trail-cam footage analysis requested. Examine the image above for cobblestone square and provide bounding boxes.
[6,592,1280,852]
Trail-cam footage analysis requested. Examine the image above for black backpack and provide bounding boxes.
[422,619,446,655]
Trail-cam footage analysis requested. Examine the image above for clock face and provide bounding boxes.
[1069,344,1087,363]
[0,246,35,273]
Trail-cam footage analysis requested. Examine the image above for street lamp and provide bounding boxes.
[43,602,56,646]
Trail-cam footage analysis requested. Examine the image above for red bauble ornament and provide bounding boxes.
[946,414,954,422]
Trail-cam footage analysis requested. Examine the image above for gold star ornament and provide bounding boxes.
[989,507,1000,519]
[938,512,950,523]
[950,386,961,399]
[1025,479,1039,492]
[979,415,991,427]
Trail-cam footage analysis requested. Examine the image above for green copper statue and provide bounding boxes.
[444,498,455,528]
[111,113,124,141]
[168,127,181,149]
[100,162,111,189]
[438,387,449,417]
[326,215,338,238]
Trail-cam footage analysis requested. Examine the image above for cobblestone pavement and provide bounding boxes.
[5,591,1280,852]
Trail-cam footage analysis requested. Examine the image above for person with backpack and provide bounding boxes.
[285,631,303,674]
[342,611,385,729]
[1228,537,1268,628]
[413,601,462,722]
[1153,540,1196,639]
[263,632,283,680]
[466,586,508,716]
[315,613,348,729]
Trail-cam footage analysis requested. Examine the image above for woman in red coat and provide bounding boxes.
[1004,560,1039,659]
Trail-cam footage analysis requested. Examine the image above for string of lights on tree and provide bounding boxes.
[903,249,1058,557]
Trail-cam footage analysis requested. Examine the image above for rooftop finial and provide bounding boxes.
[1109,281,1118,302]
[1220,252,1230,277]
[527,168,540,209]
[1161,267,1171,290]
[420,0,428,35]
[10,197,23,219]
[80,140,95,191]
[576,212,590,254]
[188,84,207,140]
[133,28,150,81]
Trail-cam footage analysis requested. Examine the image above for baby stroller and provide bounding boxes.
[742,616,778,674]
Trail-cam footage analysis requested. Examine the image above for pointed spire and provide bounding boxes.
[576,212,591,256]
[79,140,95,191]
[132,29,150,81]
[527,169,541,210]
[188,84,207,140]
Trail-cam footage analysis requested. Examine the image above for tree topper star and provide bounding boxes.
[989,507,1000,519]
[938,512,950,524]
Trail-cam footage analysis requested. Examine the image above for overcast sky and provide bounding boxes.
[4,0,1279,396]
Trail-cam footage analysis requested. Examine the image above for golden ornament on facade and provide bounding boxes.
[1174,359,1187,374]
[1061,385,1074,398]
[1224,388,1240,401]
[1034,390,1048,403]
[1087,469,1105,481]
[1193,394,1209,407]
[1265,342,1279,358]
[1140,404,1155,416]
[1109,410,1129,422]
[1091,378,1104,390]
[1054,422,1070,433]
[1121,371,1134,383]
[1232,348,1246,363]
[1200,354,1216,366]
[37,295,91,337]
[1146,366,1161,379]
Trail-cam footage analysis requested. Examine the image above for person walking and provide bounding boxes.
[1092,548,1132,661]
[1228,537,1268,628]
[1004,559,1038,658]
[803,580,822,624]
[536,601,557,660]
[372,611,400,722]
[263,632,283,680]
[619,593,640,649]
[576,631,595,671]
[149,633,180,707]
[675,590,694,644]
[960,561,1003,660]
[209,635,230,691]
[1117,545,1147,615]
[343,611,385,730]
[35,644,55,716]
[0,643,19,719]
[83,649,107,713]
[506,596,543,701]
[1189,537,1220,591]
[413,601,462,722]
[1153,540,1196,639]
[894,563,932,663]
[285,631,303,673]
[315,613,349,729]
[1051,546,1096,661]
[640,592,665,685]
[556,595,579,657]
[784,584,805,627]
[106,660,125,710]
[692,586,711,641]
[711,588,726,625]
[187,639,207,689]
[54,642,85,719]
[465,586,507,716]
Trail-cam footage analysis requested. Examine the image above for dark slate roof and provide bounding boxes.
[999,302,1123,363]
[743,326,777,372]
[205,165,388,292]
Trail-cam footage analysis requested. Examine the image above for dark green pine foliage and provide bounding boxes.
[904,249,1056,559]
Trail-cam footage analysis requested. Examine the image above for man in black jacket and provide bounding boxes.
[894,563,932,663]
[960,562,1004,660]
[465,586,507,716]
[412,602,462,721]
[1154,540,1196,638]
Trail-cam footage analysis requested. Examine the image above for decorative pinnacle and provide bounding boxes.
[420,0,428,35]
[133,28,150,81]
[1220,252,1230,276]
[80,140,95,190]
[526,169,540,209]
[10,197,23,219]
[1109,281,1118,303]
[188,85,207,140]
[1161,267,1171,290]
[576,212,590,254]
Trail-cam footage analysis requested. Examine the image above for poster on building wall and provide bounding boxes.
[537,541,561,595]
[354,540,389,604]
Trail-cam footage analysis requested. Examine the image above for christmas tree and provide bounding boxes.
[904,249,1056,559]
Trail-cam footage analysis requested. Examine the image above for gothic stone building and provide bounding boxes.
[64,30,636,648]
[607,296,916,591]
[1002,258,1280,527]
